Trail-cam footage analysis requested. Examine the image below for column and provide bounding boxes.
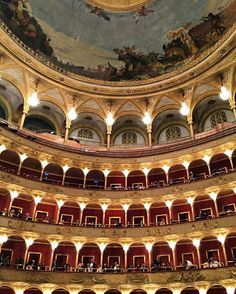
[193,239,201,268]
[147,124,152,148]
[75,243,83,269]
[64,120,71,144]
[62,165,69,186]
[187,116,195,139]
[187,197,195,221]
[79,203,86,225]
[83,168,89,189]
[217,235,227,265]
[0,236,8,253]
[209,192,219,217]
[103,169,110,190]
[32,196,41,220]
[144,203,151,226]
[49,241,58,270]
[24,239,34,267]
[165,200,173,223]
[99,244,106,267]
[168,241,176,269]
[40,160,48,181]
[106,125,112,151]
[19,109,29,130]
[9,190,19,211]
[147,244,153,270]
[56,200,64,224]
[101,204,108,226]
[122,204,129,226]
[17,154,28,175]
[123,244,129,270]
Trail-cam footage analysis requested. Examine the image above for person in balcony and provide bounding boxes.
[209,257,222,268]
[183,259,195,270]
[113,261,120,272]
[0,254,9,267]
[159,218,166,226]
[140,263,148,272]
[9,209,15,217]
[1,208,8,216]
[87,257,96,272]
[152,257,161,271]
[24,212,32,221]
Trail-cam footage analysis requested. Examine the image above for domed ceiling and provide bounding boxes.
[0,0,236,82]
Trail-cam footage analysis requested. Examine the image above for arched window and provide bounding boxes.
[210,110,227,128]
[165,126,182,141]
[78,129,93,139]
[122,132,137,144]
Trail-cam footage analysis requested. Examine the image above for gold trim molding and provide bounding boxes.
[87,0,153,12]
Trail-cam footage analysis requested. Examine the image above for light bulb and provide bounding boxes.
[180,102,190,116]
[105,112,115,126]
[68,107,77,121]
[28,91,39,107]
[142,111,152,125]
[220,86,230,101]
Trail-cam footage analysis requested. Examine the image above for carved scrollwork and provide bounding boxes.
[168,270,205,283]
[126,273,149,284]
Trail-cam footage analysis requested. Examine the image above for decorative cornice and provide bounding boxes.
[87,0,153,12]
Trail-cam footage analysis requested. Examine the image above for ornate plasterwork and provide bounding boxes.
[1,214,235,240]
[88,0,153,12]
[0,267,235,291]
[0,20,236,98]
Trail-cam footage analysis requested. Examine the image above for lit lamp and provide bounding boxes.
[105,109,115,150]
[17,153,28,175]
[226,287,235,294]
[9,190,19,209]
[220,85,230,101]
[182,160,190,179]
[168,240,177,268]
[50,240,59,270]
[82,167,89,188]
[180,101,190,116]
[28,90,39,107]
[33,195,41,220]
[193,238,201,267]
[75,242,83,252]
[103,169,110,189]
[224,149,234,169]
[144,202,151,226]
[123,169,129,189]
[165,200,173,223]
[217,234,227,264]
[68,107,77,121]
[203,155,211,175]
[145,242,153,269]
[187,196,195,220]
[199,290,207,294]
[122,203,129,226]
[79,202,86,224]
[0,144,6,153]
[56,199,64,223]
[101,203,108,225]
[162,165,170,183]
[25,238,34,248]
[62,165,70,185]
[0,234,8,247]
[142,111,152,147]
[98,242,107,266]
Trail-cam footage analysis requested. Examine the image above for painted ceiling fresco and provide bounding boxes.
[0,0,236,81]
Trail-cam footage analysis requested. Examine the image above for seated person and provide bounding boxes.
[0,254,10,267]
[209,257,221,268]
[159,218,166,226]
[0,208,8,216]
[140,263,148,272]
[152,257,161,271]
[87,257,96,272]
[24,213,32,221]
[9,209,15,218]
[39,261,46,271]
[183,259,195,270]
[113,261,120,272]
[114,220,122,228]
[126,264,133,272]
